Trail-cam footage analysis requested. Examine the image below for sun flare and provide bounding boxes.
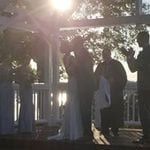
[51,0,72,12]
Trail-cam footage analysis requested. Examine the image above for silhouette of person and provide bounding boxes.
[71,36,95,142]
[94,49,127,137]
[0,58,14,135]
[15,56,35,133]
[124,31,150,143]
[48,40,83,141]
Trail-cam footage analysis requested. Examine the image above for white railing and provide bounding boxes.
[13,83,51,122]
[14,82,141,127]
[124,83,140,126]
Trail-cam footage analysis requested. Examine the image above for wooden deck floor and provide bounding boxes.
[0,125,150,150]
[93,127,142,145]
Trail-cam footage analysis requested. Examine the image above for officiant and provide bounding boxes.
[94,48,127,137]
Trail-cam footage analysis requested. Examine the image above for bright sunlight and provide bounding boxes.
[51,0,72,12]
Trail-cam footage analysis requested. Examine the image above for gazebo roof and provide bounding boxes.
[0,0,54,38]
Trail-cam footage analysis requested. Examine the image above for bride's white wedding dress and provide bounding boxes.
[48,76,83,141]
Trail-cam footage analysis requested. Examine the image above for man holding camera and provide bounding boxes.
[123,31,150,144]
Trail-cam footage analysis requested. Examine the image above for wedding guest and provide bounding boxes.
[15,56,36,133]
[123,31,150,143]
[0,58,14,135]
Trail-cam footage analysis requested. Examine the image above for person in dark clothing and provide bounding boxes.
[71,36,95,142]
[123,31,150,144]
[94,49,127,137]
[15,57,36,133]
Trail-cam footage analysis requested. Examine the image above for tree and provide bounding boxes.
[0,0,149,80]
[57,0,150,82]
[62,0,147,65]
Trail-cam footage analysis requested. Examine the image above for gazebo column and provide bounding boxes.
[36,38,53,125]
[49,34,60,126]
[40,39,54,125]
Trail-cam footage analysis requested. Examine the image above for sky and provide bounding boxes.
[143,0,150,3]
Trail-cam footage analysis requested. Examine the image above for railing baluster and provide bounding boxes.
[13,83,140,127]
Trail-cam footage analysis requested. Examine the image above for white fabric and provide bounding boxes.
[48,77,83,141]
[94,76,111,128]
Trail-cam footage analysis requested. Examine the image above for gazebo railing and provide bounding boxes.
[13,83,50,122]
[13,82,140,127]
[124,88,140,126]
[56,82,141,127]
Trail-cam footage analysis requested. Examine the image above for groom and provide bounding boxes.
[71,36,95,142]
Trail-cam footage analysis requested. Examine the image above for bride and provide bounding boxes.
[48,40,83,141]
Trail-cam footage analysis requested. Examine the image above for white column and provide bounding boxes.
[48,34,60,126]
[41,40,53,125]
[40,14,61,126]
[47,43,53,125]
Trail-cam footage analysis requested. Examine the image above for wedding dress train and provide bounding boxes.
[48,77,83,141]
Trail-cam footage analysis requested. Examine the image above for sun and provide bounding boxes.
[51,0,72,12]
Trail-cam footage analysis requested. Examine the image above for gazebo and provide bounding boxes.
[0,0,64,126]
[0,0,150,149]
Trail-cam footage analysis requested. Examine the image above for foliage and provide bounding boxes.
[15,64,38,85]
[0,29,39,82]
[0,0,149,81]
[72,0,136,19]
[57,1,149,81]
[69,0,147,65]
